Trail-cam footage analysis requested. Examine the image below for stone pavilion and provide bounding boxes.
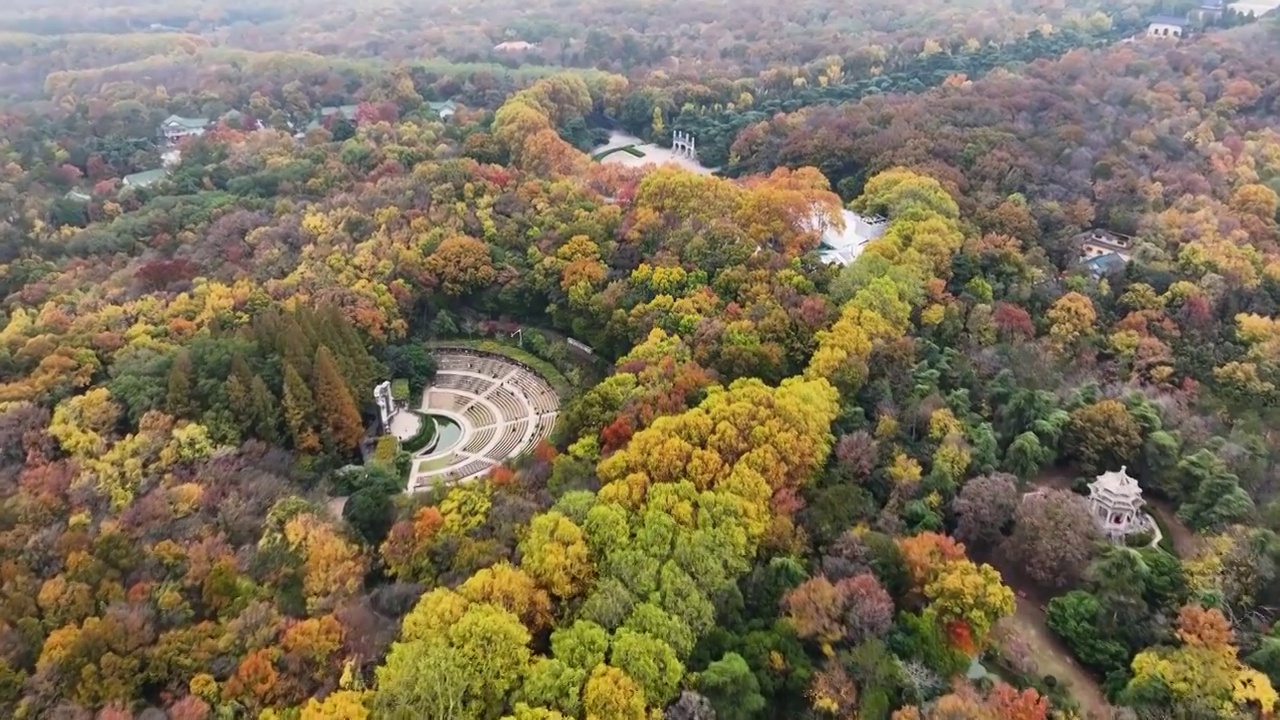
[1087,465,1148,542]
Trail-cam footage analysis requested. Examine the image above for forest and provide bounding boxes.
[4,0,1280,718]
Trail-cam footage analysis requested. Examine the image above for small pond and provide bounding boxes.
[429,415,464,454]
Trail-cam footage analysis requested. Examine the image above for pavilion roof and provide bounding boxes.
[1088,465,1145,510]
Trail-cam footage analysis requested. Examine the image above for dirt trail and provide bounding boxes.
[1146,499,1201,557]
[1003,599,1114,719]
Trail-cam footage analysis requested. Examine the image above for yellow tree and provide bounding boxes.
[376,602,533,718]
[923,560,1015,654]
[300,690,371,719]
[1125,605,1277,716]
[48,387,120,456]
[282,513,367,612]
[459,562,553,632]
[582,664,647,720]
[519,512,595,600]
[1047,292,1097,349]
[424,236,497,296]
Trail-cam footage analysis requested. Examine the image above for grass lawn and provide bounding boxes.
[415,454,455,474]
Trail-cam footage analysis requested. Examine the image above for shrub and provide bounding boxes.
[344,486,396,545]
[390,379,410,404]
[400,413,438,454]
[1123,529,1154,548]
[371,435,399,468]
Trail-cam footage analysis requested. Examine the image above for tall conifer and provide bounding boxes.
[166,349,196,418]
[282,361,321,452]
[313,345,365,454]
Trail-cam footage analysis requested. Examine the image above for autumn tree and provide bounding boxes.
[1065,399,1142,475]
[376,599,533,718]
[519,512,595,600]
[1121,604,1278,717]
[282,361,321,453]
[582,664,647,720]
[923,559,1015,653]
[1046,292,1097,349]
[425,236,497,296]
[312,345,364,454]
[1007,489,1100,589]
[950,473,1019,549]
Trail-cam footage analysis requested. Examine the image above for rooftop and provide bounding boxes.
[1079,251,1127,278]
[428,100,458,119]
[123,168,167,187]
[1148,14,1190,26]
[162,114,210,129]
[811,207,888,266]
[320,105,359,118]
[1088,466,1145,511]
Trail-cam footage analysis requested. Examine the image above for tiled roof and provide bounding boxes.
[162,114,209,129]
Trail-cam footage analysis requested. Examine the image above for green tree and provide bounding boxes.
[609,629,684,706]
[1046,590,1130,676]
[386,345,438,395]
[166,348,196,418]
[1003,431,1052,479]
[375,602,531,718]
[344,487,395,546]
[552,620,611,672]
[248,375,281,442]
[697,652,765,720]
[1176,450,1256,531]
[106,345,172,423]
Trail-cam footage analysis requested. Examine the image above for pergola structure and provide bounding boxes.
[1087,465,1146,541]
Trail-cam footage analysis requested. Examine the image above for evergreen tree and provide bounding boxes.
[313,345,365,454]
[249,375,281,443]
[280,316,314,384]
[166,349,196,418]
[226,354,255,436]
[318,304,381,407]
[282,361,321,452]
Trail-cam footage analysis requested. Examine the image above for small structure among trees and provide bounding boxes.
[1087,466,1150,542]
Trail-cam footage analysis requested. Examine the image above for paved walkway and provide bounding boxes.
[388,410,421,441]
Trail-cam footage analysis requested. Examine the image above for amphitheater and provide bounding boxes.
[397,349,560,491]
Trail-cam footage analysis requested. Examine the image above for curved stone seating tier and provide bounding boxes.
[448,459,493,483]
[437,356,471,371]
[464,402,498,428]
[484,420,530,462]
[510,371,556,410]
[531,414,557,445]
[405,350,564,492]
[486,385,529,422]
[430,374,469,391]
[463,425,497,455]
